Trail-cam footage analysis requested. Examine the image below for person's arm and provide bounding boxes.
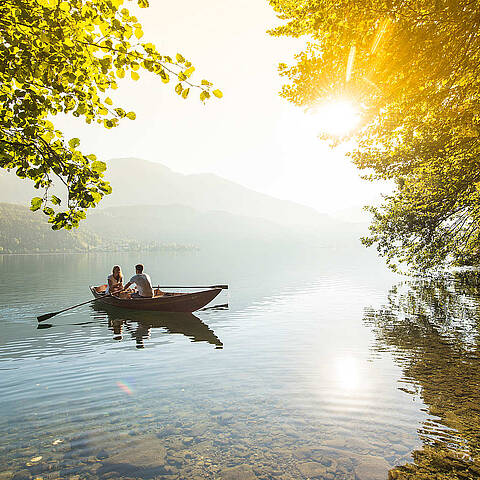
[122,281,132,291]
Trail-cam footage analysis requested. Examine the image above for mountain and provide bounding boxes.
[0,157,336,229]
[83,204,335,249]
[0,203,201,254]
[0,201,353,254]
[0,158,366,252]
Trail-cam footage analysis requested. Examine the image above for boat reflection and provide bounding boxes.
[364,276,480,477]
[91,303,224,349]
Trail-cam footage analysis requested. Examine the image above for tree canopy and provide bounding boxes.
[0,0,222,229]
[269,0,480,270]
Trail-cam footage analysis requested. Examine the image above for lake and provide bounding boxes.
[1,247,479,480]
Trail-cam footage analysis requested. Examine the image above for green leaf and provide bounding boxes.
[51,195,61,206]
[68,138,81,149]
[91,161,107,173]
[30,197,43,212]
[43,207,55,216]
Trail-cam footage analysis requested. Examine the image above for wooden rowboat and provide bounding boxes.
[89,284,222,313]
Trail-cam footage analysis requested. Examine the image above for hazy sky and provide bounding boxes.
[56,0,389,216]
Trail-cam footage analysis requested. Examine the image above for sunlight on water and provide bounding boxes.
[334,356,360,391]
[1,249,478,479]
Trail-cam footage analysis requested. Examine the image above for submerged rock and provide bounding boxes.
[11,470,31,480]
[297,461,328,478]
[221,464,257,480]
[354,455,390,480]
[97,436,168,478]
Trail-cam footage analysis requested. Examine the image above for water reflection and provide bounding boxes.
[334,356,360,391]
[91,304,224,349]
[364,276,480,477]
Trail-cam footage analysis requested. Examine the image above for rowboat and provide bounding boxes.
[89,285,222,313]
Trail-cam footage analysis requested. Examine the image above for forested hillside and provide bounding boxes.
[0,204,197,254]
[0,203,102,253]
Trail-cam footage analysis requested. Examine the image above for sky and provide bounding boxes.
[56,0,389,218]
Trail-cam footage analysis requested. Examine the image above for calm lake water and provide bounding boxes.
[1,247,479,480]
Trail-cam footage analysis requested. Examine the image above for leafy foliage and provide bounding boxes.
[0,0,221,229]
[269,0,480,270]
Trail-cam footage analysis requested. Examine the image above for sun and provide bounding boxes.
[313,99,360,137]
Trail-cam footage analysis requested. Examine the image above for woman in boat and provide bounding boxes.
[106,265,124,295]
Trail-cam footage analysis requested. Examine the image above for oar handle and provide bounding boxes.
[153,285,228,290]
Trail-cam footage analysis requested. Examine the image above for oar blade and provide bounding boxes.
[37,312,57,322]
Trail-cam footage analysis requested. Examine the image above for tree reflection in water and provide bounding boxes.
[364,275,480,478]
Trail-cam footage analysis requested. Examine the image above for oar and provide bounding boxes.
[154,284,228,290]
[37,294,114,322]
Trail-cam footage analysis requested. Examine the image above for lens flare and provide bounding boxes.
[116,381,134,395]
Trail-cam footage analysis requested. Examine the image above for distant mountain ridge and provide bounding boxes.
[0,200,362,254]
[0,157,368,252]
[101,158,336,228]
[0,157,336,229]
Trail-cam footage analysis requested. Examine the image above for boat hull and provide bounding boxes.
[90,286,222,313]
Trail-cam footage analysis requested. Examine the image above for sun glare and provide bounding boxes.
[335,356,360,390]
[314,100,360,137]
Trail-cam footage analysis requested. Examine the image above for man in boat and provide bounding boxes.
[122,264,154,298]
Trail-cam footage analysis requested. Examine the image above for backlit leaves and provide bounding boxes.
[68,138,81,150]
[0,0,222,230]
[30,197,43,212]
[270,0,480,270]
